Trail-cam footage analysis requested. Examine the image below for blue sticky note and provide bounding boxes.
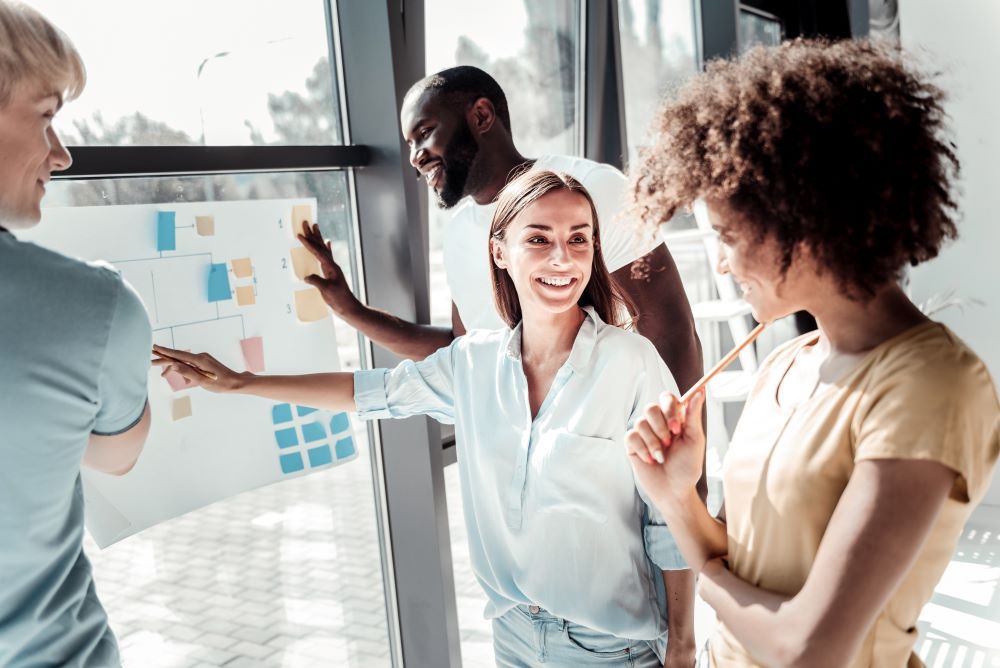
[272,403,293,424]
[335,436,355,459]
[296,405,319,417]
[329,412,350,434]
[157,211,176,251]
[301,421,326,443]
[207,263,232,302]
[279,452,304,474]
[307,445,333,467]
[274,427,298,449]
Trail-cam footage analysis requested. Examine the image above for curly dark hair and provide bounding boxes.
[631,38,960,299]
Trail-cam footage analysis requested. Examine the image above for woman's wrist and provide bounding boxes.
[653,485,703,521]
[229,371,256,394]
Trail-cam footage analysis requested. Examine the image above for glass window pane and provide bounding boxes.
[738,8,783,53]
[31,1,341,146]
[33,172,390,667]
[424,0,583,326]
[618,0,700,164]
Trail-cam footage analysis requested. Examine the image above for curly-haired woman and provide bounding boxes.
[626,39,999,667]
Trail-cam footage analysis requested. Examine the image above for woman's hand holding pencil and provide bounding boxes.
[625,322,767,500]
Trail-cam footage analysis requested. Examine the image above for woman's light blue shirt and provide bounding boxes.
[354,307,686,641]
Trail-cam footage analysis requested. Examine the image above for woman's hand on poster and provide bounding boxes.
[625,389,707,502]
[152,344,244,393]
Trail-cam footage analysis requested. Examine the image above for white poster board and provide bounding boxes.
[24,199,358,547]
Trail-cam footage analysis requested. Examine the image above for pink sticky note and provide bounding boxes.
[163,367,192,391]
[240,336,265,373]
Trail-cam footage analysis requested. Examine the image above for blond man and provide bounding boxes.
[0,3,152,665]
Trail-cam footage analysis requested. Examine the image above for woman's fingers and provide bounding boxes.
[684,389,707,441]
[624,430,654,465]
[643,402,672,446]
[658,392,686,435]
[162,361,206,386]
[635,419,666,464]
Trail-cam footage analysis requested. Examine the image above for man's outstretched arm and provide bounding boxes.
[299,223,460,361]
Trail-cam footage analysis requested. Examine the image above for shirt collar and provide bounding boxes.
[503,306,602,374]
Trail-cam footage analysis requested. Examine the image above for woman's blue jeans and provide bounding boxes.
[492,604,662,667]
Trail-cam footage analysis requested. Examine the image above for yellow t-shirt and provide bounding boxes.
[710,322,999,667]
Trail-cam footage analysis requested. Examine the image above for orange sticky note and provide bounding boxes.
[291,205,313,237]
[172,395,192,420]
[235,285,256,306]
[231,257,253,278]
[195,215,215,236]
[240,336,265,373]
[290,246,320,281]
[294,288,328,322]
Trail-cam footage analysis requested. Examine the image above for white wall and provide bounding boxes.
[899,0,1000,505]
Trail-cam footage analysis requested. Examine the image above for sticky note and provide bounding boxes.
[307,445,333,468]
[163,367,192,392]
[291,205,313,237]
[301,421,326,443]
[195,215,215,236]
[235,285,256,306]
[335,436,356,460]
[279,452,305,474]
[172,395,192,420]
[207,263,232,302]
[293,288,328,322]
[272,403,293,424]
[231,257,253,278]
[296,406,318,417]
[289,246,320,282]
[240,336,265,373]
[157,211,176,251]
[275,427,298,449]
[329,412,350,434]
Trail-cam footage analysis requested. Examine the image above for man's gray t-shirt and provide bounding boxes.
[0,229,151,667]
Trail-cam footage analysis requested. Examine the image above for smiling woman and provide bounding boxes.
[488,169,634,329]
[152,166,688,668]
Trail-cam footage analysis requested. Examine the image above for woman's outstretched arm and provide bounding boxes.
[152,344,356,412]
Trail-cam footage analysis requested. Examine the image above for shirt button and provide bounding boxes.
[528,605,540,614]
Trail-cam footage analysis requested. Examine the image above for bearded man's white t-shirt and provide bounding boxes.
[442,154,661,331]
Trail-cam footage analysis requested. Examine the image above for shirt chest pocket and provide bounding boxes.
[529,431,626,525]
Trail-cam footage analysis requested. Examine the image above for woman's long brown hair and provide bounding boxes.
[489,169,634,328]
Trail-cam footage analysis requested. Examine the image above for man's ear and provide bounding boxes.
[490,237,507,269]
[468,97,497,135]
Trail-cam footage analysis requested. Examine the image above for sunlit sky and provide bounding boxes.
[28,1,693,145]
[30,0,527,144]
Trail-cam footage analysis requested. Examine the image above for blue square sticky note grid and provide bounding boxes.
[271,404,354,476]
[272,403,293,424]
[301,421,326,443]
[307,445,333,467]
[157,211,176,251]
[279,452,304,474]
[329,412,350,434]
[207,263,232,302]
[274,427,298,449]
[335,436,355,460]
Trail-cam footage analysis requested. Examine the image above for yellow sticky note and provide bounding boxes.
[294,287,328,322]
[195,215,215,236]
[172,395,192,420]
[291,205,313,237]
[235,285,256,306]
[290,246,320,281]
[231,257,253,278]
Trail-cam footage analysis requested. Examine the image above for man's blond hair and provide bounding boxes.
[0,0,85,107]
